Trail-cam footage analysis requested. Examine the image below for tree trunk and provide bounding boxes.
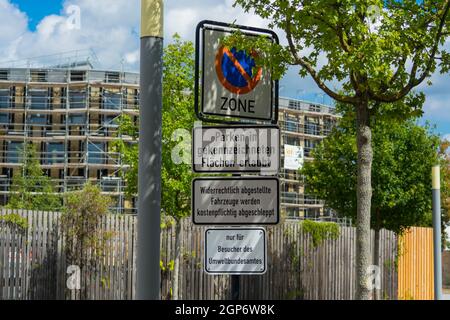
[172,220,182,300]
[373,228,380,300]
[355,102,373,300]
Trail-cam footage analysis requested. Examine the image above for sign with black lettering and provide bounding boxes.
[195,20,278,123]
[192,177,279,225]
[205,228,267,274]
[192,125,280,174]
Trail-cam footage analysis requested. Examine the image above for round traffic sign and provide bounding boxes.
[215,46,262,95]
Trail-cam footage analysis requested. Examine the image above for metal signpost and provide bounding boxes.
[192,20,279,300]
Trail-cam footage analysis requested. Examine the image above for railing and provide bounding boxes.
[281,192,324,206]
[0,176,128,194]
[0,124,124,138]
[292,216,353,227]
[279,169,305,182]
[0,150,122,166]
[279,97,338,115]
[0,97,139,111]
[0,68,140,85]
[279,120,335,137]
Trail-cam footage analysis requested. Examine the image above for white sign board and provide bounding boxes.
[192,177,279,225]
[205,228,266,274]
[284,144,304,170]
[201,27,273,121]
[192,125,280,174]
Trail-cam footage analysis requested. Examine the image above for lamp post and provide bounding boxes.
[432,165,442,300]
[136,0,163,300]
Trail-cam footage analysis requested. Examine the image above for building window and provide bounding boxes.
[30,71,47,82]
[285,136,299,146]
[305,116,319,135]
[304,139,317,157]
[67,114,86,125]
[7,141,23,163]
[285,118,298,133]
[87,142,105,164]
[105,72,120,83]
[68,89,86,109]
[0,89,10,109]
[309,104,321,112]
[28,114,47,124]
[29,89,48,110]
[102,115,119,127]
[102,91,121,110]
[0,113,9,124]
[0,70,8,80]
[46,142,65,164]
[70,71,85,82]
[306,208,320,218]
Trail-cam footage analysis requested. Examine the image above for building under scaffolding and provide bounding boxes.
[0,65,139,214]
[0,54,340,218]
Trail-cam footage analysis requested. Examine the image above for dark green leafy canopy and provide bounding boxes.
[161,34,196,220]
[227,0,449,112]
[301,105,440,234]
[113,35,195,220]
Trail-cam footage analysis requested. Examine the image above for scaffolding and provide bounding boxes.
[0,66,139,214]
[0,63,341,218]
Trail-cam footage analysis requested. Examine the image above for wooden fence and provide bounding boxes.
[0,209,136,300]
[397,227,434,300]
[161,220,398,300]
[1,209,398,300]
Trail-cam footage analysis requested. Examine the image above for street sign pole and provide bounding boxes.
[231,275,240,300]
[232,173,240,301]
[137,0,163,300]
[432,165,442,300]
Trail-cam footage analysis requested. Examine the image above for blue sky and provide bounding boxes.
[2,0,449,138]
[11,0,63,31]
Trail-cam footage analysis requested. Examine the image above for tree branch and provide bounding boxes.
[369,0,450,103]
[285,11,359,104]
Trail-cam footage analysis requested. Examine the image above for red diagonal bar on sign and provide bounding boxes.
[222,47,262,90]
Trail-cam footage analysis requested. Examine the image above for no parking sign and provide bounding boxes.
[195,20,279,123]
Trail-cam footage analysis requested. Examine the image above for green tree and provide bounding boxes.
[225,0,449,298]
[440,139,450,249]
[61,183,112,299]
[113,34,195,299]
[302,107,439,234]
[6,143,62,211]
[301,107,444,298]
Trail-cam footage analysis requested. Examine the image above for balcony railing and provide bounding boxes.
[279,120,335,137]
[281,192,324,206]
[279,98,337,115]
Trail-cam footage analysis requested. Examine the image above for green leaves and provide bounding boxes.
[114,35,196,220]
[301,104,440,234]
[300,220,340,248]
[230,0,449,106]
[6,143,62,211]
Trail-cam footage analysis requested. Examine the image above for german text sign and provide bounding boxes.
[192,125,280,174]
[205,228,266,274]
[192,177,279,225]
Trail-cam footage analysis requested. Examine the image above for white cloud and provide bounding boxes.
[0,0,448,134]
[0,0,140,71]
[444,134,450,142]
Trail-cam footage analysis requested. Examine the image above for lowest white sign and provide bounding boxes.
[205,228,266,274]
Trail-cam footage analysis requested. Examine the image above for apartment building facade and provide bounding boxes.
[0,67,139,213]
[278,97,339,219]
[0,66,339,217]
